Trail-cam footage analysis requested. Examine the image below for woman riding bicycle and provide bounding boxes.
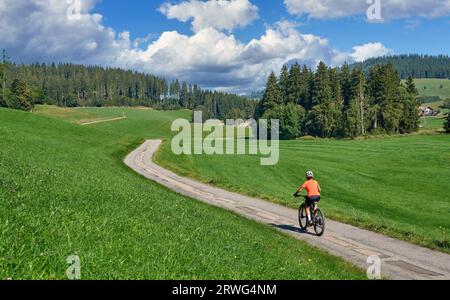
[294,171,321,226]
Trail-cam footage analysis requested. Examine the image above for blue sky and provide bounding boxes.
[93,0,450,55]
[1,0,449,93]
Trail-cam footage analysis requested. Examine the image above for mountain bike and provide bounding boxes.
[294,194,326,236]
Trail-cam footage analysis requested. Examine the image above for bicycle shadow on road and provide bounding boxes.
[270,224,318,237]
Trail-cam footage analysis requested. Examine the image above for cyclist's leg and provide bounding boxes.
[305,197,312,221]
[314,196,321,211]
[310,196,320,216]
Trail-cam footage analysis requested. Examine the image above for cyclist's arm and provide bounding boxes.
[318,184,322,193]
[296,183,306,194]
[295,182,307,195]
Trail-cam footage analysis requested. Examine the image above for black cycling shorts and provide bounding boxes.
[305,195,321,206]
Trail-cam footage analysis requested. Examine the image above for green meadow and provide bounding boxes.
[420,114,448,130]
[0,106,365,280]
[415,79,450,100]
[155,134,450,253]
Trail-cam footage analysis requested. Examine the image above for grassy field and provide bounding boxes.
[414,79,450,100]
[420,115,448,130]
[32,105,129,124]
[155,134,450,253]
[0,106,365,280]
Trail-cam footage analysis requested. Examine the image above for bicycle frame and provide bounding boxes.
[297,194,326,236]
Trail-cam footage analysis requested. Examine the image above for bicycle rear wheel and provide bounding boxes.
[298,203,308,231]
[313,209,326,236]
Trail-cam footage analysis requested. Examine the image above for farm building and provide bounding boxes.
[419,106,439,117]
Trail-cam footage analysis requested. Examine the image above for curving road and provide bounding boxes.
[125,140,450,280]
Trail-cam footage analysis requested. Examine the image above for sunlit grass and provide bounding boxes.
[0,107,365,279]
[155,133,450,253]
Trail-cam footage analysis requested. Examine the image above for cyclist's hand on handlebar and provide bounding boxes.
[293,192,299,197]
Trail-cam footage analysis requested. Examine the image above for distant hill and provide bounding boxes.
[414,79,450,103]
[350,54,450,79]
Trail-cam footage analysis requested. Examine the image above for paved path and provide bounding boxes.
[124,140,450,280]
[79,116,127,126]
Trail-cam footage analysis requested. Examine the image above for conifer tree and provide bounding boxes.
[0,50,8,107]
[9,79,33,111]
[0,62,5,107]
[311,61,331,108]
[286,63,302,105]
[405,76,418,96]
[351,68,367,135]
[329,68,343,136]
[400,76,419,133]
[444,112,450,133]
[299,65,312,109]
[256,71,283,118]
[279,65,289,103]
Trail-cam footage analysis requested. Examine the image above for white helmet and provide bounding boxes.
[306,171,314,178]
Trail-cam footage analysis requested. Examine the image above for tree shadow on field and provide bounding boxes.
[270,224,317,236]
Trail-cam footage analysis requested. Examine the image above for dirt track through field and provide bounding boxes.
[79,116,127,126]
[125,140,450,280]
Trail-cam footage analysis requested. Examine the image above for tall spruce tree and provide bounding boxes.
[311,61,331,107]
[286,63,302,105]
[299,65,312,109]
[0,62,5,107]
[367,64,403,133]
[180,81,189,108]
[342,99,362,138]
[0,50,8,107]
[171,80,180,100]
[351,68,368,135]
[400,76,419,133]
[307,62,335,137]
[341,63,360,137]
[398,86,419,133]
[9,79,33,111]
[382,64,403,133]
[256,71,283,118]
[340,63,352,108]
[444,112,450,133]
[329,68,344,137]
[279,65,289,103]
[405,76,418,96]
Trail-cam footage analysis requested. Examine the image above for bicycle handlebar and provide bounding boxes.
[293,192,308,198]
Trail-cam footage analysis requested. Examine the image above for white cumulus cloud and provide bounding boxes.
[349,42,392,62]
[0,0,391,93]
[159,0,259,32]
[0,0,131,65]
[130,21,386,92]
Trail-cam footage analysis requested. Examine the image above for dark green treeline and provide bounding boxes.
[351,54,450,79]
[0,52,255,120]
[256,62,420,139]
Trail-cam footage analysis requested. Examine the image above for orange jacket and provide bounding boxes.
[301,179,321,197]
